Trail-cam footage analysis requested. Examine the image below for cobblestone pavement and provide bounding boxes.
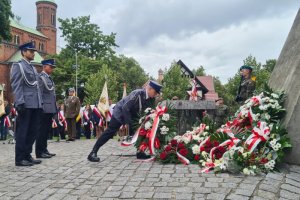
[0,139,299,200]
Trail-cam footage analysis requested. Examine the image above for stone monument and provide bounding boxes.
[269,8,300,165]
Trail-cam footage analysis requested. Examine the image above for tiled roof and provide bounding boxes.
[197,76,215,92]
[10,18,47,38]
[197,76,219,101]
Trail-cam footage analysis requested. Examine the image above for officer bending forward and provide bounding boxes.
[87,81,162,162]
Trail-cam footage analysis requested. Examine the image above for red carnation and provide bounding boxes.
[260,157,268,164]
[177,142,185,149]
[160,151,168,160]
[165,145,172,152]
[214,146,226,159]
[200,146,205,152]
[194,155,200,161]
[139,142,148,152]
[154,137,160,149]
[171,139,178,147]
[139,128,147,136]
[179,148,189,157]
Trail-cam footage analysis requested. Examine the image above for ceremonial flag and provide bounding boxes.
[122,83,127,98]
[97,81,110,117]
[0,91,5,117]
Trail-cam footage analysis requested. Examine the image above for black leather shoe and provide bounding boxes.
[36,153,52,159]
[136,152,151,160]
[15,160,33,167]
[87,152,100,162]
[45,151,56,157]
[27,156,42,164]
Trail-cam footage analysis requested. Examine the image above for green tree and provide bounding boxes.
[263,59,276,73]
[0,0,13,42]
[193,66,206,76]
[84,65,119,104]
[162,63,190,100]
[58,16,118,60]
[224,55,277,104]
[115,55,148,92]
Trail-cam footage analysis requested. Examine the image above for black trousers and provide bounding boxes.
[92,117,122,153]
[36,113,52,155]
[84,123,91,139]
[15,108,41,162]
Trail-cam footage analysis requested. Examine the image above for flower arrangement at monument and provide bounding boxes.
[122,87,291,175]
[121,103,177,157]
[156,87,292,174]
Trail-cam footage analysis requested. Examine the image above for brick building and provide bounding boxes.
[0,0,57,102]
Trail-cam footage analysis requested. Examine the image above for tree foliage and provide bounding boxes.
[50,16,149,103]
[58,16,118,60]
[84,65,119,104]
[192,66,206,76]
[0,0,13,42]
[162,63,190,100]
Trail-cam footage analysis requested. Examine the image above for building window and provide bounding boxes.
[39,43,44,52]
[31,40,36,48]
[14,35,20,45]
[51,13,56,26]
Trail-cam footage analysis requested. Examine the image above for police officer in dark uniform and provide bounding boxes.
[87,81,162,162]
[235,65,256,103]
[10,42,43,166]
[36,59,57,158]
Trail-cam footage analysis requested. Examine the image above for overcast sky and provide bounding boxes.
[11,0,299,83]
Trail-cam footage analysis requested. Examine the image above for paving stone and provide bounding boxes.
[286,178,300,188]
[252,196,267,200]
[175,193,193,200]
[259,183,280,193]
[135,192,154,199]
[0,140,299,200]
[101,191,121,198]
[207,193,226,200]
[257,189,277,199]
[207,177,224,183]
[119,192,136,199]
[266,172,285,181]
[204,182,219,188]
[227,194,250,200]
[153,192,172,199]
[280,189,300,200]
[281,184,300,194]
[234,188,254,196]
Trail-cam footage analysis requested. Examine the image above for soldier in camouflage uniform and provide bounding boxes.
[235,65,256,104]
[214,98,228,128]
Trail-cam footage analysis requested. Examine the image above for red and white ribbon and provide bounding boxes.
[90,121,94,130]
[245,121,270,153]
[121,127,140,146]
[250,94,263,106]
[58,111,67,128]
[176,152,190,165]
[195,123,206,135]
[148,106,167,155]
[4,116,11,128]
[93,107,104,127]
[52,119,57,128]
